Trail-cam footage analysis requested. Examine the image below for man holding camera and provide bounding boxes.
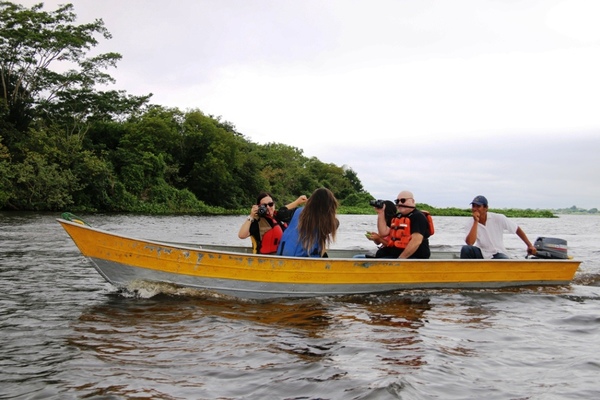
[238,192,307,254]
[373,190,431,259]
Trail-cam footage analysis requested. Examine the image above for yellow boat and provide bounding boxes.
[57,217,581,300]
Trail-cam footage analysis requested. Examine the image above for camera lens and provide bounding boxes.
[369,199,384,209]
[258,205,267,217]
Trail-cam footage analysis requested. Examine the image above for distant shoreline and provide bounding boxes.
[3,208,597,218]
[337,205,558,218]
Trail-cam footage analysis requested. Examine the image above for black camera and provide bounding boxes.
[369,199,385,209]
[257,204,268,217]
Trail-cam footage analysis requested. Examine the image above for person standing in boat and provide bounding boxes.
[460,195,537,259]
[373,190,432,259]
[238,192,307,254]
[276,187,339,257]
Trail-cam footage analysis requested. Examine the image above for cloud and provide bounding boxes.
[314,131,600,209]
[546,0,600,43]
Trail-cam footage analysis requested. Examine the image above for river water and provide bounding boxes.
[1,212,600,399]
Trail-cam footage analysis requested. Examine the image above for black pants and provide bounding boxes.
[375,246,403,259]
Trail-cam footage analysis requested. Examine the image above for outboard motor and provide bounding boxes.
[532,237,569,259]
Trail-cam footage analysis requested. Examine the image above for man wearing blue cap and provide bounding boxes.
[460,195,537,259]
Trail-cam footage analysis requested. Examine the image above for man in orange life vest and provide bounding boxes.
[373,190,431,259]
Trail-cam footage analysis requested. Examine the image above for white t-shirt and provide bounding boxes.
[464,212,518,258]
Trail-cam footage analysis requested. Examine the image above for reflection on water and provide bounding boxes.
[64,291,436,398]
[336,295,432,370]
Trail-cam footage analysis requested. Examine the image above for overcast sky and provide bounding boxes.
[17,0,600,209]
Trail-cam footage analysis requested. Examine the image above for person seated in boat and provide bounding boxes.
[276,187,339,257]
[354,200,396,258]
[366,200,396,247]
[238,192,307,254]
[460,195,537,259]
[372,190,432,259]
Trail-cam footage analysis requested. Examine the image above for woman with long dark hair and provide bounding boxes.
[276,187,339,257]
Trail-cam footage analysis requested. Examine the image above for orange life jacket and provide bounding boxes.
[388,216,412,249]
[259,224,284,254]
[254,216,286,254]
[388,210,434,249]
[423,210,435,235]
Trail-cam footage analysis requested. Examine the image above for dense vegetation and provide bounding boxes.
[0,2,558,218]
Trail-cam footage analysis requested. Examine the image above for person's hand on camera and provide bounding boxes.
[250,205,259,220]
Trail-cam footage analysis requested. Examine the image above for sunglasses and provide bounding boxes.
[261,202,274,207]
[394,198,412,205]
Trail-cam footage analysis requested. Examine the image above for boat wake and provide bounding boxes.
[120,280,235,300]
[572,272,600,287]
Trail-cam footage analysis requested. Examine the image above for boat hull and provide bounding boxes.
[58,219,581,299]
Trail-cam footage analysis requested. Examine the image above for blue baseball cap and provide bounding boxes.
[470,195,488,206]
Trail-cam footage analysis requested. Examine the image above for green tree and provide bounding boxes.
[0,1,149,148]
[181,110,243,208]
[342,167,365,193]
[302,157,355,199]
[253,143,313,203]
[228,141,269,206]
[0,136,13,207]
[69,149,116,211]
[10,151,78,210]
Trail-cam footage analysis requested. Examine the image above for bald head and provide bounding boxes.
[395,190,416,213]
[397,190,413,200]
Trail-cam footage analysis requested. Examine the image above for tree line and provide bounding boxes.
[0,1,371,214]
